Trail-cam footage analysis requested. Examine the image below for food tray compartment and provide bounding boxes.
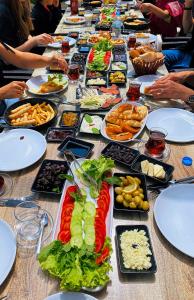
[85,77,107,87]
[108,71,127,87]
[115,225,157,274]
[59,111,80,128]
[46,127,75,143]
[31,159,69,195]
[79,113,104,136]
[131,154,174,183]
[57,136,94,158]
[101,141,139,167]
[113,172,149,213]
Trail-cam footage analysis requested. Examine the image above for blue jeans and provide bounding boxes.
[162,49,192,71]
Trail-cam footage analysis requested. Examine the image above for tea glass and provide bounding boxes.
[145,127,167,158]
[126,81,141,101]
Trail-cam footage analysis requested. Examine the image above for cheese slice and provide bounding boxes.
[141,160,149,174]
[148,163,154,177]
[154,164,163,176]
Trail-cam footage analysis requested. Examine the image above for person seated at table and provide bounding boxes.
[32,0,61,35]
[0,0,54,53]
[50,0,62,27]
[162,0,194,70]
[138,0,183,37]
[0,41,68,113]
[147,70,194,102]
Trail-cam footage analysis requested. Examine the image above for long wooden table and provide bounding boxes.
[0,7,194,300]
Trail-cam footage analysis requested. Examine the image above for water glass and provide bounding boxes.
[85,11,93,27]
[14,201,41,249]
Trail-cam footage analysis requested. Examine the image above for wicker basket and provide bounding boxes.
[131,57,164,76]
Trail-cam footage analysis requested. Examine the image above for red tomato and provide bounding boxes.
[96,208,106,221]
[96,246,110,264]
[95,236,104,253]
[58,230,71,243]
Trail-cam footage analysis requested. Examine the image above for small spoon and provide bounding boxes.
[36,213,48,257]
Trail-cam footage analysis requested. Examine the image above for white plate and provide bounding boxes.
[53,158,113,292]
[48,36,76,48]
[0,129,47,172]
[129,33,156,44]
[146,108,194,142]
[0,219,16,285]
[100,102,148,143]
[154,184,194,258]
[133,74,161,94]
[44,292,98,300]
[64,16,86,25]
[26,74,68,96]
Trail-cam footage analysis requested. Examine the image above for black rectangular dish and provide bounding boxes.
[59,111,80,128]
[115,225,157,274]
[85,77,107,87]
[108,71,127,87]
[79,113,104,136]
[113,53,127,62]
[57,136,94,158]
[111,61,128,72]
[131,154,174,183]
[101,141,139,167]
[113,172,149,213]
[31,159,69,195]
[78,45,91,54]
[46,127,75,143]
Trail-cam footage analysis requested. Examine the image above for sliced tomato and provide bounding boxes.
[62,204,74,217]
[95,236,104,253]
[96,246,110,264]
[97,199,109,214]
[96,208,106,221]
[58,230,71,243]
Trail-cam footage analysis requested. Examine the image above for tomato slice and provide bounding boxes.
[96,246,110,264]
[58,230,71,243]
[96,208,106,221]
[95,236,104,253]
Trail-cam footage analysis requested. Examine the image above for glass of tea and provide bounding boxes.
[68,64,80,83]
[128,35,136,49]
[61,40,70,54]
[145,127,167,158]
[126,81,141,101]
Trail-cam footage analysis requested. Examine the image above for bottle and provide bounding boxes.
[70,0,78,15]
[111,10,123,38]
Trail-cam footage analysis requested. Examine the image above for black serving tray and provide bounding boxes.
[46,127,75,143]
[115,225,157,274]
[113,172,149,213]
[101,142,139,167]
[113,53,127,62]
[31,159,69,195]
[57,136,94,158]
[68,32,79,39]
[131,154,174,183]
[79,113,104,136]
[108,71,127,87]
[59,111,80,129]
[123,18,150,30]
[111,61,128,72]
[78,45,91,54]
[85,77,107,87]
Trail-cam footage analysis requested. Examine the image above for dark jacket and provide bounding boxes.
[31,3,58,35]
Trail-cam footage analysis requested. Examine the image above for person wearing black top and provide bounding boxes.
[32,0,60,35]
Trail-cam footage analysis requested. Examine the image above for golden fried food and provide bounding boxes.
[105,103,148,141]
[9,102,55,127]
[62,112,78,127]
[38,81,64,93]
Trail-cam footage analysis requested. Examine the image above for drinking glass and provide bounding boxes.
[61,40,70,54]
[85,10,93,27]
[68,64,80,83]
[14,201,41,249]
[128,35,136,49]
[126,81,141,101]
[145,127,167,158]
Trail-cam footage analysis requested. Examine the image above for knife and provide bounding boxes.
[0,199,35,207]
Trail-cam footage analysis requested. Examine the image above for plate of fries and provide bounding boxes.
[5,98,58,129]
[26,74,68,96]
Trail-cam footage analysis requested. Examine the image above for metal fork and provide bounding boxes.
[63,152,82,195]
[0,193,36,203]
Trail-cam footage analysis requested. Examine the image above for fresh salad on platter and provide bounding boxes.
[38,157,121,291]
[87,39,112,71]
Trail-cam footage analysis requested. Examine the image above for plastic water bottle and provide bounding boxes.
[111,10,123,38]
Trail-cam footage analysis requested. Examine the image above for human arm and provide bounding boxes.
[16,34,54,52]
[0,81,27,100]
[182,0,193,33]
[139,3,171,22]
[0,43,68,72]
[148,80,194,101]
[156,71,194,84]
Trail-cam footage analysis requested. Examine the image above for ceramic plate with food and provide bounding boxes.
[27,74,68,95]
[129,33,156,44]
[47,36,76,48]
[101,102,148,142]
[64,16,86,24]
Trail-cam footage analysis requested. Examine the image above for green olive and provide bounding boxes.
[115,187,123,195]
[133,190,140,197]
[129,201,137,209]
[116,195,123,203]
[123,200,130,207]
[124,194,132,202]
[134,196,141,206]
[141,201,150,211]
[138,188,143,193]
[139,193,144,199]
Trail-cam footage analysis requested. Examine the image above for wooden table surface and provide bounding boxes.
[1,8,194,300]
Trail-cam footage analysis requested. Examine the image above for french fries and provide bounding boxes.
[8,102,55,127]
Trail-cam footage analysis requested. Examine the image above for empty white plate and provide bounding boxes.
[0,219,16,285]
[44,292,98,300]
[154,184,194,258]
[0,129,47,172]
[146,108,194,142]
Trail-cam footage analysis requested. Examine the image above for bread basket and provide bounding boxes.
[131,56,164,76]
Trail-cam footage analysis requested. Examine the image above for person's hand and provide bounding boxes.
[139,3,152,13]
[0,81,27,99]
[148,80,194,101]
[31,34,54,47]
[49,54,68,73]
[156,71,193,84]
